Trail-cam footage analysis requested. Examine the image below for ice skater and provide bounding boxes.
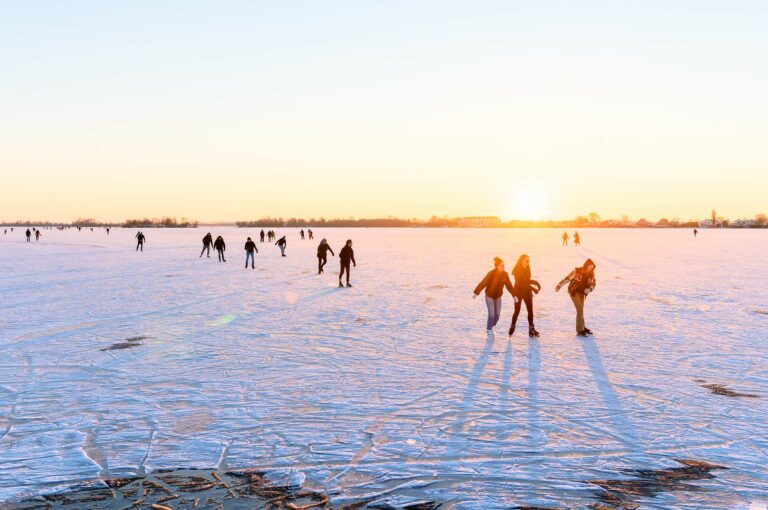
[562,231,569,246]
[214,235,226,262]
[275,235,287,256]
[308,229,314,240]
[135,231,145,251]
[300,229,305,240]
[260,229,265,242]
[693,228,698,237]
[555,258,597,336]
[106,227,110,235]
[26,228,31,242]
[509,254,541,338]
[35,229,41,241]
[574,231,580,246]
[338,239,356,287]
[473,257,515,336]
[244,237,258,268]
[200,232,213,258]
[317,238,334,274]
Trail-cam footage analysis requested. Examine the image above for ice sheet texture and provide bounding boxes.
[1,228,766,508]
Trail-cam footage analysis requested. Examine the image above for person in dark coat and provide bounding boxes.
[509,254,541,337]
[200,232,213,258]
[244,237,257,268]
[473,257,515,335]
[338,239,356,287]
[260,229,265,242]
[26,228,31,242]
[556,258,597,336]
[275,236,287,256]
[213,235,226,262]
[317,238,334,274]
[135,231,145,251]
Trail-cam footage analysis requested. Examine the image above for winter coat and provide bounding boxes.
[474,270,515,299]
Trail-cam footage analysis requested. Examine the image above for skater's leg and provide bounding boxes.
[511,299,522,328]
[525,296,534,328]
[484,296,495,330]
[493,298,502,327]
[570,293,585,332]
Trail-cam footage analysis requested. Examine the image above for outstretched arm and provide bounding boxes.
[474,272,490,296]
[555,271,574,292]
[329,247,335,256]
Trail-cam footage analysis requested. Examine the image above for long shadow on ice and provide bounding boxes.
[450,335,494,435]
[578,336,639,449]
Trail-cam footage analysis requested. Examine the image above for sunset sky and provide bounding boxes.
[2,1,766,222]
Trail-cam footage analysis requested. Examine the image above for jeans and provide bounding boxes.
[485,296,502,330]
[245,251,254,267]
[570,293,585,332]
[279,245,285,256]
[200,244,210,257]
[217,249,226,262]
[318,255,327,273]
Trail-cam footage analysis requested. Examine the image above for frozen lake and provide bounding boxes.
[1,227,766,508]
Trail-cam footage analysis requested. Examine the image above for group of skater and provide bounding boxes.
[561,231,580,246]
[474,255,596,338]
[196,231,357,287]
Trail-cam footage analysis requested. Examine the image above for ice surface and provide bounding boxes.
[1,227,767,508]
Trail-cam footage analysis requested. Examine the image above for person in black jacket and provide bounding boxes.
[338,239,356,287]
[473,257,515,334]
[276,236,287,256]
[509,254,541,338]
[135,231,145,251]
[260,229,265,242]
[317,238,334,274]
[200,232,213,258]
[556,258,597,336]
[244,237,258,268]
[213,235,226,262]
[26,228,31,242]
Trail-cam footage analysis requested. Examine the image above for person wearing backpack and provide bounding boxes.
[555,258,596,336]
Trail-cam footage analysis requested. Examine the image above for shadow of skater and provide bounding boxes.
[496,339,514,437]
[526,338,545,450]
[579,336,639,449]
[451,335,495,435]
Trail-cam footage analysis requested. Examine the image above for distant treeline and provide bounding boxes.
[236,214,768,228]
[122,217,199,228]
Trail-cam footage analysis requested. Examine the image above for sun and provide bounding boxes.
[510,184,547,220]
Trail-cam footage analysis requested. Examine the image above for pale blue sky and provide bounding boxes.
[1,1,766,221]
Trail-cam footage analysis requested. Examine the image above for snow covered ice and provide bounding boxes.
[1,227,767,508]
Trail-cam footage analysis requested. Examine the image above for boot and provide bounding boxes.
[529,326,540,338]
[508,324,515,337]
[346,283,352,288]
[339,281,344,287]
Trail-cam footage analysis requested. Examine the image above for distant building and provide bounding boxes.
[698,219,722,228]
[730,219,756,228]
[457,216,501,227]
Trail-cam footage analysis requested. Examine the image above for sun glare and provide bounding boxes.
[510,184,547,221]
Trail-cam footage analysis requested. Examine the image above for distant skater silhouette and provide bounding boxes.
[574,231,580,246]
[106,227,110,235]
[300,229,305,240]
[693,228,698,237]
[135,231,145,251]
[276,236,287,256]
[562,232,569,246]
[244,237,258,268]
[35,229,41,241]
[260,229,265,242]
[214,235,226,262]
[200,232,213,258]
[317,238,334,274]
[509,254,541,338]
[556,258,597,336]
[473,257,515,336]
[26,228,31,242]
[308,229,314,240]
[338,240,356,287]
